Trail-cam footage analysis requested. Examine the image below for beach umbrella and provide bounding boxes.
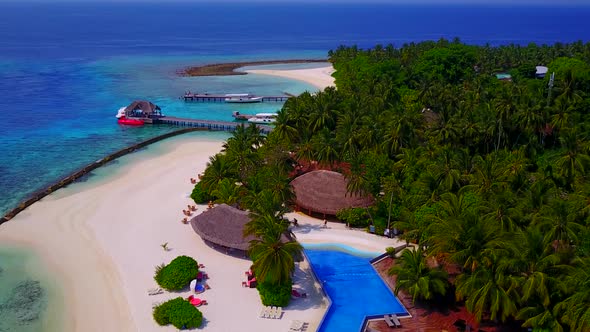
[189,279,197,292]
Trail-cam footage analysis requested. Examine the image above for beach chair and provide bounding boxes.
[275,306,283,319]
[390,314,402,328]
[260,306,271,319]
[269,306,277,319]
[147,287,163,296]
[289,320,304,331]
[384,315,395,328]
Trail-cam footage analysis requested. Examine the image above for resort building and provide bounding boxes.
[123,100,163,119]
[189,204,255,254]
[536,65,548,78]
[290,170,373,218]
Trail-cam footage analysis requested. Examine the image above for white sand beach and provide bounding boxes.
[0,67,405,332]
[0,133,403,332]
[245,65,335,90]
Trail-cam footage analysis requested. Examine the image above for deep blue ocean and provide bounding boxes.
[0,2,589,331]
[0,3,589,216]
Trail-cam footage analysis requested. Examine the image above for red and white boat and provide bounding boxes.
[116,107,144,126]
[117,116,144,126]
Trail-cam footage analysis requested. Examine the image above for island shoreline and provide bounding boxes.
[179,59,329,77]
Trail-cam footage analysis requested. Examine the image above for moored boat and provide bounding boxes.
[117,116,145,126]
[247,113,277,124]
[224,94,263,103]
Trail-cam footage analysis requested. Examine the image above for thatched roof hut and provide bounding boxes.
[124,100,162,118]
[190,204,256,251]
[290,170,374,216]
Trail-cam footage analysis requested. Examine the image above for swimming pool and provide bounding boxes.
[304,245,407,332]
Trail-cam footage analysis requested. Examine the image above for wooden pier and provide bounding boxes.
[182,93,290,102]
[153,116,273,134]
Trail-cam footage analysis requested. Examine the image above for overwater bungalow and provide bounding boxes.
[120,100,163,123]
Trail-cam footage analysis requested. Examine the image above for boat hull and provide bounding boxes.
[117,117,145,126]
[225,97,263,103]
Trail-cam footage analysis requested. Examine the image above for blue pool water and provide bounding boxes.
[305,248,407,332]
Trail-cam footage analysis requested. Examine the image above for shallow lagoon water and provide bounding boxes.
[0,247,63,332]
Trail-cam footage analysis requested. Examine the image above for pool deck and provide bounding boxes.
[286,212,405,254]
[286,212,408,332]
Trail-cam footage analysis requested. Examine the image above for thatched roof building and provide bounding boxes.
[124,100,162,118]
[190,204,256,251]
[290,170,374,216]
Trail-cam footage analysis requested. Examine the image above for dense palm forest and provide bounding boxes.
[194,39,590,331]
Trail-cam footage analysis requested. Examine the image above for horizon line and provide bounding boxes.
[2,0,590,5]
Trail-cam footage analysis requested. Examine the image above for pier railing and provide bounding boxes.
[182,93,290,102]
[155,117,272,134]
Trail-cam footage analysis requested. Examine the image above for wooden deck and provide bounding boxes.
[182,93,290,102]
[152,116,272,134]
[366,257,502,332]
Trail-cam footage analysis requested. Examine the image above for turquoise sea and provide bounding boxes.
[0,2,589,331]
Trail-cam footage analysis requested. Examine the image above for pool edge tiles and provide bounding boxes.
[301,242,381,258]
[303,246,409,332]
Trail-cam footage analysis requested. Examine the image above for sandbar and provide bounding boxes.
[179,59,328,77]
[245,65,335,90]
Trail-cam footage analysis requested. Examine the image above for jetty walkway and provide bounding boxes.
[182,93,290,102]
[154,116,273,134]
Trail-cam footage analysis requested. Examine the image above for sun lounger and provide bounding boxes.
[289,320,304,331]
[390,314,402,328]
[260,306,271,319]
[147,287,163,296]
[270,306,279,319]
[384,315,396,328]
[274,306,282,319]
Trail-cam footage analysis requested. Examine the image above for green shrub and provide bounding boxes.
[256,281,291,307]
[153,297,203,329]
[336,207,369,228]
[154,256,198,291]
[190,182,211,204]
[385,247,396,258]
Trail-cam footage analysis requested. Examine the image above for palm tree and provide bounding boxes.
[223,126,261,183]
[512,228,569,332]
[244,213,288,239]
[389,248,448,304]
[455,257,520,323]
[248,231,302,286]
[534,199,584,250]
[558,258,590,332]
[554,129,590,188]
[200,154,235,194]
[210,178,245,207]
[243,189,289,222]
[271,109,298,145]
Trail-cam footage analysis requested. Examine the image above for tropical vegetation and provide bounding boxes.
[154,255,199,291]
[194,39,590,330]
[153,297,203,329]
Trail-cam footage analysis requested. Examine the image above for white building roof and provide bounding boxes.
[536,66,548,75]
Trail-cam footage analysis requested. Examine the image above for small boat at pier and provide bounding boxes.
[232,111,254,120]
[117,117,145,126]
[224,94,263,103]
[115,101,163,126]
[247,113,278,124]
